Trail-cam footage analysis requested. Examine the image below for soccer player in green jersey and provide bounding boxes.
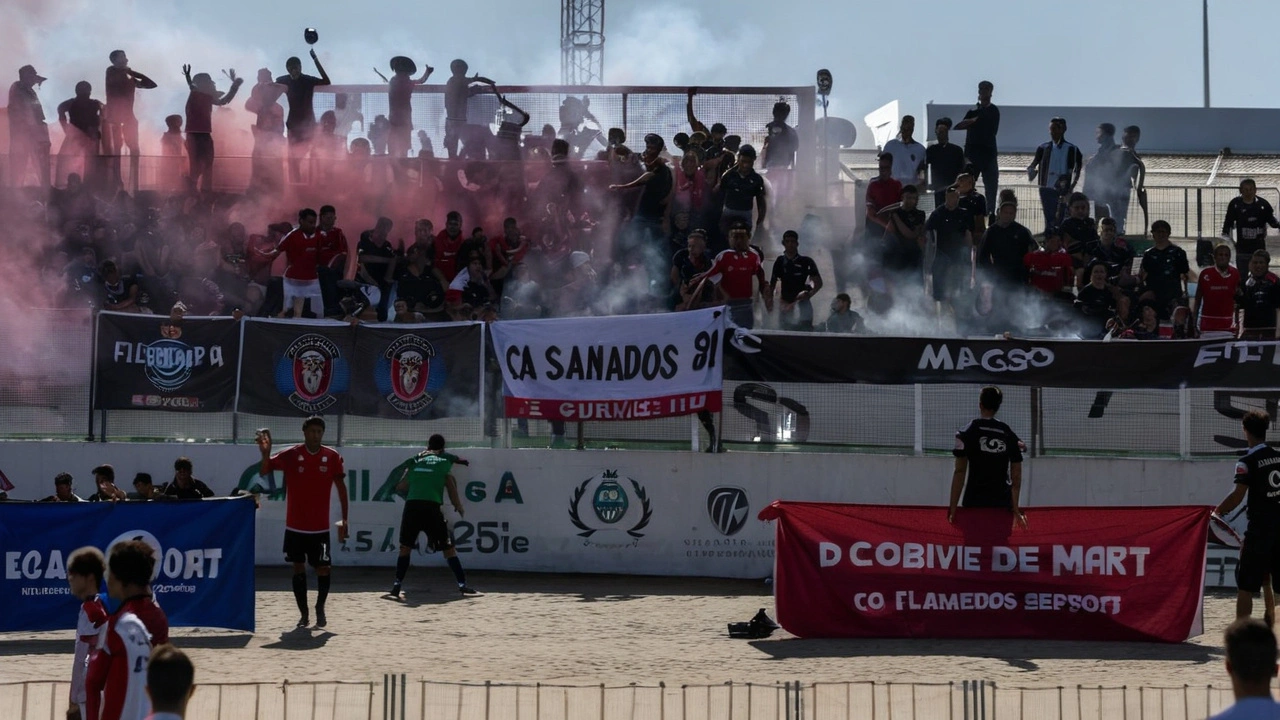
[390,434,477,598]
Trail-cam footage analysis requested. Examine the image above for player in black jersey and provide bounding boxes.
[948,386,1027,529]
[1222,179,1280,275]
[1237,250,1280,340]
[1214,411,1280,623]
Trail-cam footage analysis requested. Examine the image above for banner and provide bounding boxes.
[727,335,1280,389]
[346,322,483,419]
[758,502,1209,642]
[94,312,240,411]
[490,308,728,421]
[237,319,356,417]
[0,498,255,632]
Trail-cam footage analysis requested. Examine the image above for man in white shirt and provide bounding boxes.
[1209,618,1280,719]
[883,115,926,189]
[145,644,196,719]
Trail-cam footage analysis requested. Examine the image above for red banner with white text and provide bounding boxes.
[758,503,1210,642]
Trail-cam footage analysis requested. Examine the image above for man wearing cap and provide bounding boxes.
[926,118,966,207]
[718,145,767,239]
[182,63,244,192]
[8,65,51,188]
[690,220,773,328]
[103,50,157,190]
[387,56,432,163]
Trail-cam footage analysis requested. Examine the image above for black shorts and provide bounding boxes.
[283,530,332,567]
[399,500,454,552]
[1237,529,1280,594]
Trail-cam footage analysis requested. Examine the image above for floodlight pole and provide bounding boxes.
[1203,0,1211,108]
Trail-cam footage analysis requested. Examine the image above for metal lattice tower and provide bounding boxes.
[561,0,605,85]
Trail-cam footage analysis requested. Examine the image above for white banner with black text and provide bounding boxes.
[489,308,728,421]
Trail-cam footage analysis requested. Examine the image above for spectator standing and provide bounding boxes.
[925,118,966,206]
[8,65,51,188]
[769,230,823,330]
[387,56,432,160]
[145,645,197,720]
[1112,125,1144,236]
[435,212,467,282]
[1193,243,1242,338]
[1237,250,1280,340]
[926,186,973,320]
[977,201,1037,293]
[163,457,214,499]
[181,65,244,193]
[277,50,331,181]
[880,185,927,277]
[672,229,716,310]
[1083,123,1119,219]
[883,115,926,189]
[761,101,798,204]
[1222,178,1280,276]
[102,50,157,190]
[1026,117,1083,235]
[954,80,1000,213]
[1059,192,1099,277]
[275,208,324,318]
[1207,618,1280,719]
[1138,220,1191,320]
[955,173,988,239]
[56,81,104,187]
[864,153,902,246]
[690,221,773,328]
[718,144,768,237]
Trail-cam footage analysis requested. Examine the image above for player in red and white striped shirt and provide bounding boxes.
[1192,243,1242,337]
[66,547,109,720]
[87,540,169,720]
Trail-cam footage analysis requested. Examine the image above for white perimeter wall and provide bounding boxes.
[0,443,1235,580]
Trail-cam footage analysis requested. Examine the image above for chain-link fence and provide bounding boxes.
[0,679,1242,720]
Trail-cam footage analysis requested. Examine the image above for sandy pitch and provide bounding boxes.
[1,568,1236,687]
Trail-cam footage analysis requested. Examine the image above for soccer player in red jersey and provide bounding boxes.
[1193,243,1242,338]
[258,417,349,629]
[66,547,108,720]
[87,540,169,720]
[689,220,773,327]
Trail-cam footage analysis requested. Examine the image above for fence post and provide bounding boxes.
[1030,387,1043,457]
[1179,386,1191,459]
[913,384,924,456]
[86,312,98,441]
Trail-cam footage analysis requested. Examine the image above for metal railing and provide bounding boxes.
[0,679,1243,720]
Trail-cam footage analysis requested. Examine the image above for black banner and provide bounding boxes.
[346,323,483,419]
[94,312,240,411]
[725,334,1280,389]
[237,320,357,417]
[237,319,483,418]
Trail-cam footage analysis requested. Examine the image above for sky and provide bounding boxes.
[6,0,1280,147]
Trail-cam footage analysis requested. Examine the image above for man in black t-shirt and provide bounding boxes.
[1214,410,1280,621]
[1138,220,1191,319]
[609,134,674,286]
[769,230,823,330]
[718,145,768,237]
[926,186,973,311]
[1222,178,1280,275]
[277,50,331,181]
[881,185,926,276]
[977,201,1037,289]
[955,173,988,238]
[926,118,966,206]
[949,386,1026,528]
[954,81,1000,213]
[1238,249,1280,340]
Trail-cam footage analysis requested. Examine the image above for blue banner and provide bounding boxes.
[0,498,255,632]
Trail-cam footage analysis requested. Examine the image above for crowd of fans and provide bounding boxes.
[7,58,1280,339]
